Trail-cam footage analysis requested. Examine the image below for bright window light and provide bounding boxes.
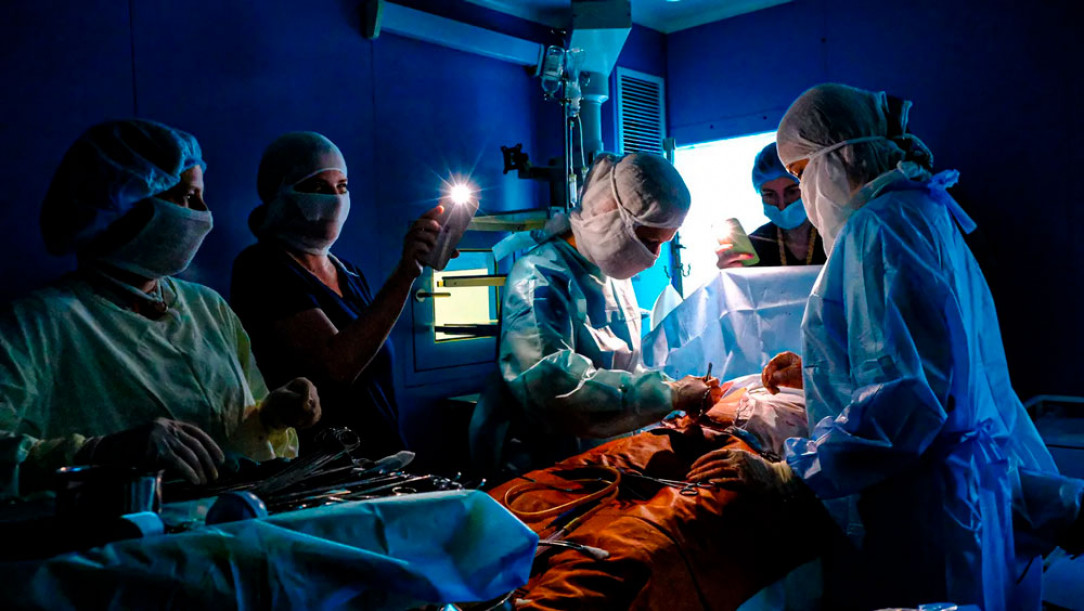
[433,267,494,342]
[674,131,777,295]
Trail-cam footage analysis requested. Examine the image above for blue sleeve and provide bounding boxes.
[786,210,965,499]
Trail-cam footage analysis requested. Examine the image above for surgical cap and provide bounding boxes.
[40,119,205,255]
[776,83,932,183]
[578,153,691,228]
[256,132,347,204]
[751,142,795,193]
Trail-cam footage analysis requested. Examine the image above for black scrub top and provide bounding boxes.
[231,242,404,458]
[749,222,828,267]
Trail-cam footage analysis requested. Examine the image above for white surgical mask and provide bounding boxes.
[763,199,807,230]
[98,197,213,279]
[267,189,351,255]
[796,135,889,255]
[569,206,659,280]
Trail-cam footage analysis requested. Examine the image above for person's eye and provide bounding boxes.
[339,183,349,194]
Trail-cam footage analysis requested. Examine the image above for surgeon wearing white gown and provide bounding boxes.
[0,119,321,497]
[687,84,1084,610]
[471,153,718,473]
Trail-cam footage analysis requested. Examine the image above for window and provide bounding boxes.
[673,131,778,295]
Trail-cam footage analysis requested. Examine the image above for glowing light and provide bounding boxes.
[449,183,473,205]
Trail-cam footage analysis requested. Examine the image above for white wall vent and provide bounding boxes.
[615,68,666,155]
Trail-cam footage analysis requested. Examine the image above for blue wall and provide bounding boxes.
[0,0,577,466]
[667,0,1084,400]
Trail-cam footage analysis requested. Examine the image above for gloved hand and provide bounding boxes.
[687,448,794,495]
[762,351,803,394]
[669,375,722,417]
[397,206,443,278]
[260,377,322,430]
[81,418,226,485]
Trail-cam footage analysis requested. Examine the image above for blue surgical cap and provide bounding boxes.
[751,142,796,194]
[41,119,205,255]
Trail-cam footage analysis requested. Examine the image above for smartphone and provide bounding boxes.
[423,196,480,271]
[721,218,760,266]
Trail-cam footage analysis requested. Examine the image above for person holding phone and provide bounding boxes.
[231,132,440,458]
[717,142,826,268]
[470,153,720,475]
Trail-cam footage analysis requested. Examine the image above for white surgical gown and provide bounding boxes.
[470,239,672,472]
[785,171,1068,610]
[0,275,296,498]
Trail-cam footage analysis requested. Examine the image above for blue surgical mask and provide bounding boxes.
[763,200,807,230]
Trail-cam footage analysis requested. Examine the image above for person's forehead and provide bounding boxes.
[761,176,798,192]
[181,165,204,186]
[311,169,347,182]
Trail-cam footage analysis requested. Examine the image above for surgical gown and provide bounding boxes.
[470,239,672,472]
[0,276,296,498]
[784,171,1065,610]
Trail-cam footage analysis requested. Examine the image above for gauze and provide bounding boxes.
[763,199,807,230]
[97,197,213,279]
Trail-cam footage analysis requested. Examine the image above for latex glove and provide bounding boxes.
[82,418,226,485]
[715,242,755,269]
[397,206,444,278]
[762,351,803,394]
[260,377,322,430]
[687,448,793,495]
[669,375,722,417]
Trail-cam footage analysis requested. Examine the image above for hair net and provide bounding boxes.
[40,119,205,255]
[255,132,347,204]
[577,153,691,227]
[751,142,795,193]
[776,83,933,187]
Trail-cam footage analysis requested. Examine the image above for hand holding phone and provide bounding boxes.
[422,189,479,272]
[716,218,760,268]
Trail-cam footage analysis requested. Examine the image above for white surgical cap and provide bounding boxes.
[41,119,205,255]
[776,83,933,184]
[578,153,691,228]
[256,132,347,203]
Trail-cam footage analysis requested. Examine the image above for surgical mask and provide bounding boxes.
[98,197,213,279]
[763,200,807,230]
[570,207,659,280]
[796,135,888,255]
[267,189,350,256]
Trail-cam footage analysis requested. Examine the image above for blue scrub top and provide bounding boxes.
[231,242,403,458]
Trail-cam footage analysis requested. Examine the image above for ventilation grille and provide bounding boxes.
[616,68,666,155]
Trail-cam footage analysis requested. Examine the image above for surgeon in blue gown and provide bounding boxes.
[470,153,720,475]
[687,84,1084,610]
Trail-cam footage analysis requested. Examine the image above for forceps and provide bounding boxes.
[619,470,712,496]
